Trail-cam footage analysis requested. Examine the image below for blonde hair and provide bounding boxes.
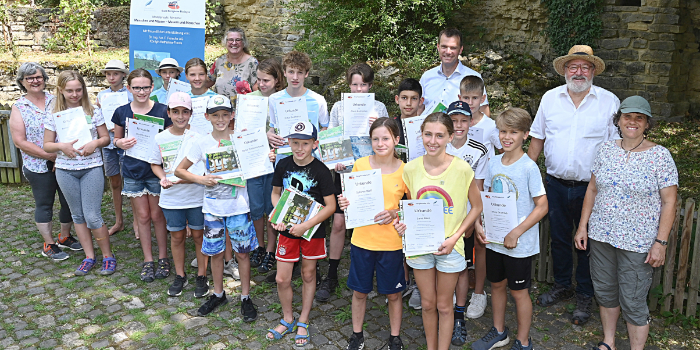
[495,107,532,132]
[53,71,94,116]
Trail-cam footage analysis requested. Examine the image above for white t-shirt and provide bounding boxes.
[186,134,250,217]
[148,129,205,209]
[470,115,502,162]
[328,100,389,128]
[446,138,488,180]
[268,88,329,130]
[44,108,105,171]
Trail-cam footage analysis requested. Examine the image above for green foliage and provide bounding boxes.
[44,0,96,53]
[205,0,222,44]
[541,0,604,55]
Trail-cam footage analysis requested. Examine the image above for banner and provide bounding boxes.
[129,0,206,89]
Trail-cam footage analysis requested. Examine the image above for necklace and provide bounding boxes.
[621,137,645,162]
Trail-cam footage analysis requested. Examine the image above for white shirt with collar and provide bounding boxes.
[419,61,489,107]
[530,84,620,182]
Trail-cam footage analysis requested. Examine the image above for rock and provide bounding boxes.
[485,50,503,61]
[124,297,144,309]
[489,82,506,99]
[123,321,146,336]
[376,66,399,78]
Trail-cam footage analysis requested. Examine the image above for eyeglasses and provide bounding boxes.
[24,76,44,83]
[130,86,152,92]
[226,38,244,43]
[565,64,593,73]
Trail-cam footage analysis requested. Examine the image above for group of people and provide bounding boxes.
[8,26,678,350]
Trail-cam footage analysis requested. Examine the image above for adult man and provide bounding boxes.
[419,28,490,117]
[528,45,620,325]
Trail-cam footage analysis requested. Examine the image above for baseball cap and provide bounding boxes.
[167,92,192,110]
[206,95,233,114]
[620,96,652,118]
[445,101,472,117]
[287,121,317,140]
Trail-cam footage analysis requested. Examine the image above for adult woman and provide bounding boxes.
[574,96,678,350]
[9,62,79,261]
[206,27,258,101]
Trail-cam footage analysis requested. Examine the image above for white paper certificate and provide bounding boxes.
[274,97,308,138]
[468,127,484,144]
[231,128,274,179]
[166,79,192,103]
[402,115,427,161]
[342,93,374,137]
[52,107,93,150]
[189,96,212,135]
[100,91,129,130]
[125,117,161,162]
[235,95,269,132]
[401,199,445,257]
[341,169,385,229]
[480,191,519,244]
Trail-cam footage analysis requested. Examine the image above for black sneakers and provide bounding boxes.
[315,277,338,302]
[168,275,188,297]
[388,336,403,350]
[194,275,210,298]
[241,297,258,322]
[197,292,228,316]
[536,283,574,307]
[572,293,593,325]
[346,332,365,350]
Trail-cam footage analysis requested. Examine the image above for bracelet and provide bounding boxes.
[655,238,668,246]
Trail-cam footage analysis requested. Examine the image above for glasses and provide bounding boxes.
[130,86,152,92]
[24,76,44,83]
[565,64,593,73]
[226,38,243,43]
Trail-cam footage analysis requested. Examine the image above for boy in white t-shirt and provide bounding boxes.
[458,75,502,161]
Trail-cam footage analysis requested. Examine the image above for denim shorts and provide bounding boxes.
[102,147,123,177]
[406,248,467,273]
[247,173,274,221]
[162,207,204,231]
[122,176,161,197]
[201,213,258,256]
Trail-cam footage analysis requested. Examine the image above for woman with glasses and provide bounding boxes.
[205,27,258,101]
[112,68,173,283]
[9,62,79,261]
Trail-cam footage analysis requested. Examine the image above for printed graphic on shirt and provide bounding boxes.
[490,173,519,200]
[416,185,455,214]
[282,169,318,195]
[205,184,235,200]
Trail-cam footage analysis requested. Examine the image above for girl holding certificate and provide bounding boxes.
[336,117,408,350]
[394,112,483,350]
[186,58,218,99]
[43,71,115,276]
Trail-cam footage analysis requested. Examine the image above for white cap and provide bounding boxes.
[156,58,184,73]
[206,95,233,114]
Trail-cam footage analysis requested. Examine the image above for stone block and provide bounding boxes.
[641,6,660,13]
[627,23,648,31]
[620,13,654,23]
[601,38,631,50]
[605,60,627,75]
[645,0,679,6]
[633,75,659,84]
[650,102,672,117]
[619,49,639,61]
[658,33,677,41]
[595,76,629,90]
[648,24,684,33]
[596,50,619,61]
[654,14,679,24]
[648,41,676,51]
[641,50,673,62]
[627,61,646,75]
[601,13,620,23]
[619,29,658,41]
[632,38,648,48]
[600,29,618,38]
[647,84,669,93]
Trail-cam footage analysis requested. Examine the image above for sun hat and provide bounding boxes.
[101,60,129,75]
[206,94,233,114]
[156,58,184,74]
[553,45,606,76]
[167,91,192,110]
[619,96,652,118]
[445,101,472,117]
[287,121,318,140]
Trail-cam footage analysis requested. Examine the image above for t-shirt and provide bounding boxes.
[484,153,546,258]
[402,156,474,257]
[112,102,172,180]
[186,134,250,217]
[188,90,218,98]
[446,138,488,180]
[268,88,329,131]
[471,115,502,162]
[44,107,105,171]
[272,156,335,240]
[98,86,133,150]
[350,157,407,251]
[150,86,168,104]
[148,129,205,209]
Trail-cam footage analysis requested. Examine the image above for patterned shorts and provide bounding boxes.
[201,213,258,256]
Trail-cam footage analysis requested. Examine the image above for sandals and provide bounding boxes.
[155,258,171,279]
[267,318,297,340]
[594,342,613,350]
[295,322,310,347]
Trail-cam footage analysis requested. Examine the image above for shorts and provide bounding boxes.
[247,173,274,221]
[485,248,532,291]
[102,147,123,177]
[276,235,327,262]
[201,213,258,256]
[122,176,160,197]
[162,207,204,231]
[406,248,466,273]
[347,245,406,295]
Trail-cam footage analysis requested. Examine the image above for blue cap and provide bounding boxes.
[445,101,472,117]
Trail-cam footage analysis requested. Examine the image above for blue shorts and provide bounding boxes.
[406,248,466,273]
[122,176,160,197]
[347,245,406,295]
[201,213,258,256]
[102,147,123,177]
[162,207,204,231]
[247,173,274,221]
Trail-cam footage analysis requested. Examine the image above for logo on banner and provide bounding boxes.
[168,1,180,9]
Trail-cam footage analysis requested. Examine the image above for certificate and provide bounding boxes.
[480,191,519,245]
[52,107,93,150]
[166,79,192,103]
[420,101,447,116]
[205,145,242,180]
[132,113,165,129]
[400,199,445,257]
[318,126,354,169]
[402,115,427,161]
[158,139,183,181]
[274,97,308,138]
[189,96,212,135]
[269,187,324,241]
[342,93,374,137]
[100,91,129,130]
[125,117,160,162]
[231,128,274,179]
[235,95,269,132]
[468,127,484,144]
[341,169,384,229]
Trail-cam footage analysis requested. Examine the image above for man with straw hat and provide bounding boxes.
[527,45,620,326]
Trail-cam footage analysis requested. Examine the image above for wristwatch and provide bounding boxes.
[655,239,668,246]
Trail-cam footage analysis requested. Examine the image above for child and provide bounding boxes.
[148,92,208,297]
[443,101,489,346]
[266,121,336,347]
[174,95,258,320]
[247,58,285,273]
[112,69,173,282]
[393,78,424,146]
[337,117,408,350]
[318,63,391,302]
[97,60,133,236]
[185,58,218,98]
[150,58,184,103]
[43,71,115,276]
[473,108,548,350]
[394,112,483,350]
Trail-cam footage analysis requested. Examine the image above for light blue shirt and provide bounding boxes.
[188,89,217,98]
[150,86,168,104]
[419,61,489,108]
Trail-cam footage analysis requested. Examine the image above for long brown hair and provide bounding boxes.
[53,70,94,116]
[257,58,285,92]
[369,117,401,159]
[127,68,154,86]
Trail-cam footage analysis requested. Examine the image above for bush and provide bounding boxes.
[43,0,95,53]
[541,0,604,55]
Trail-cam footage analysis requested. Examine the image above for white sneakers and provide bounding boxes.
[224,259,240,280]
[466,291,487,318]
[408,288,422,310]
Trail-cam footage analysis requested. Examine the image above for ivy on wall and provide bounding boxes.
[541,0,604,55]
[44,0,96,53]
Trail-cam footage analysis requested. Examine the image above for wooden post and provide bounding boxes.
[662,195,682,312]
[673,198,695,312]
[685,202,700,317]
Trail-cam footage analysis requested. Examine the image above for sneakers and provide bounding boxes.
[572,293,593,325]
[536,283,574,307]
[346,333,365,350]
[224,259,240,280]
[155,258,171,279]
[168,275,188,296]
[402,280,416,298]
[191,257,198,268]
[99,256,117,275]
[42,243,69,261]
[258,252,275,273]
[466,291,487,319]
[471,326,510,350]
[508,338,533,350]
[250,246,265,268]
[141,261,156,282]
[451,319,468,346]
[241,297,258,322]
[315,277,338,302]
[194,275,210,298]
[57,235,83,251]
[388,336,403,350]
[74,258,96,276]
[408,287,422,310]
[197,292,228,316]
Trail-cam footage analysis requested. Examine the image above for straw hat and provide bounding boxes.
[100,60,129,75]
[553,45,606,76]
[156,58,184,74]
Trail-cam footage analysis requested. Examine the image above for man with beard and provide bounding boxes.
[527,45,620,325]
